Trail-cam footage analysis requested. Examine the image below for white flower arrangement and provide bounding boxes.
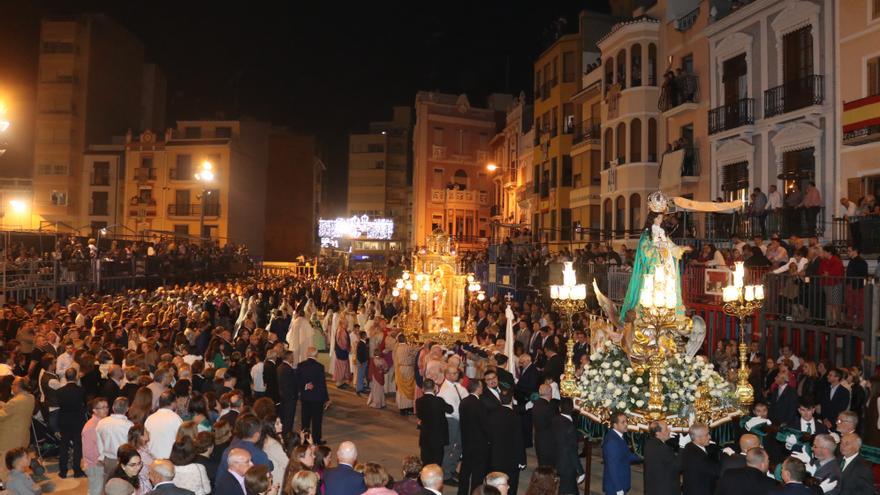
[576,345,736,416]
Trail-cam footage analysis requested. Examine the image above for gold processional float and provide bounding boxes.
[395,191,759,431]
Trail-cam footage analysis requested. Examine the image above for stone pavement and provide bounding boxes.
[37,379,645,494]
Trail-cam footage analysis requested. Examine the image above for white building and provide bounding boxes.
[705,0,837,237]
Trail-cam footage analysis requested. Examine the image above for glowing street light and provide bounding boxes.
[195,160,216,246]
[486,162,498,172]
[8,199,26,214]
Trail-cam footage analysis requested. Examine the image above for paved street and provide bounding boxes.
[39,378,645,495]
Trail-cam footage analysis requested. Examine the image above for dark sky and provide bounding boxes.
[0,1,612,215]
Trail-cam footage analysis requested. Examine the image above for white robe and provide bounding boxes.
[328,312,340,372]
[286,316,314,365]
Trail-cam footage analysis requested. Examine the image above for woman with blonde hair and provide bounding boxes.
[362,463,397,495]
[286,470,318,495]
[797,360,819,402]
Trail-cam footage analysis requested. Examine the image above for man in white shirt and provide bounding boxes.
[768,184,783,211]
[777,346,801,370]
[144,390,183,459]
[419,464,445,495]
[250,355,266,397]
[147,368,173,411]
[95,397,134,480]
[56,341,78,376]
[438,365,467,484]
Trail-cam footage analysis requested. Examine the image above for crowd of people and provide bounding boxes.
[0,235,876,495]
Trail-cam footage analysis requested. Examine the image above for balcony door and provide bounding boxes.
[175,189,191,215]
[783,26,814,111]
[722,54,748,127]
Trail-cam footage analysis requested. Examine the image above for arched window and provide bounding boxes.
[631,44,642,87]
[616,50,627,89]
[616,122,626,164]
[603,128,613,168]
[453,169,468,189]
[615,196,626,234]
[630,193,642,231]
[648,44,657,86]
[630,118,642,162]
[603,198,612,237]
[648,118,657,162]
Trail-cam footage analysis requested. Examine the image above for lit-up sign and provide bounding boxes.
[319,215,394,248]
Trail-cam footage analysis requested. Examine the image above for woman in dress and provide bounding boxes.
[333,318,352,388]
[367,350,387,409]
[169,437,211,495]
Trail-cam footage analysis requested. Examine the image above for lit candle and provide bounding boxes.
[550,286,559,300]
[653,291,664,308]
[559,286,571,300]
[734,262,744,288]
[573,285,586,300]
[643,275,654,294]
[563,262,576,287]
[744,285,755,301]
[640,291,652,307]
[665,291,676,309]
[755,285,764,301]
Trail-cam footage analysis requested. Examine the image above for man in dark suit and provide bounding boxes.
[213,449,250,495]
[56,367,86,478]
[298,346,328,444]
[552,398,584,495]
[602,411,641,495]
[416,379,452,466]
[487,391,525,495]
[458,380,490,495]
[514,353,539,448]
[680,423,720,495]
[791,398,828,435]
[716,447,777,495]
[722,432,761,473]
[480,369,502,414]
[531,383,558,467]
[262,348,279,403]
[643,420,680,495]
[323,441,367,495]
[541,342,564,385]
[820,369,850,430]
[769,457,814,495]
[277,350,299,439]
[838,433,874,495]
[769,371,798,426]
[99,365,122,404]
[147,459,197,495]
[494,355,516,393]
[417,464,445,495]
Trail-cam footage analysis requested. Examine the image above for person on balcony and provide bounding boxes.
[817,245,844,327]
[800,182,822,236]
[784,185,804,236]
[844,245,868,329]
[840,197,861,250]
[742,245,770,269]
[748,188,768,237]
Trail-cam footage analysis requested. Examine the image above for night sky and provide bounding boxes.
[0,1,612,215]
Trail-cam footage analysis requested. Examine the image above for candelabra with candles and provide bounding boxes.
[721,261,764,410]
[549,262,587,399]
[635,266,689,420]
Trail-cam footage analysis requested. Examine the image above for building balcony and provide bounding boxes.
[167,203,221,217]
[675,6,700,31]
[490,205,501,218]
[708,98,754,135]
[517,185,532,204]
[572,119,601,146]
[659,146,700,191]
[843,94,880,146]
[134,167,157,182]
[169,168,194,181]
[430,188,489,206]
[432,145,447,160]
[89,204,109,216]
[764,75,824,118]
[569,186,599,209]
[90,174,110,186]
[659,74,699,116]
[128,199,158,218]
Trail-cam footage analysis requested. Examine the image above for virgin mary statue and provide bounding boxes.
[619,190,691,322]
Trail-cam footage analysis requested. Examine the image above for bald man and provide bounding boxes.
[147,459,194,495]
[531,383,557,467]
[839,433,873,495]
[720,433,760,474]
[324,441,367,495]
[680,423,719,495]
[298,346,329,444]
[214,448,252,495]
[419,464,445,495]
[644,420,680,495]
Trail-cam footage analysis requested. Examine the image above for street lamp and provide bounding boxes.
[0,102,11,157]
[721,261,765,410]
[486,162,498,172]
[9,199,26,214]
[549,261,587,398]
[194,160,215,246]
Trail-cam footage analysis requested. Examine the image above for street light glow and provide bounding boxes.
[486,162,498,172]
[194,161,215,182]
[8,199,26,213]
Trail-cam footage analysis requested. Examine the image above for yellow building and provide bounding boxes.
[531,34,582,246]
[569,67,604,243]
[122,121,271,256]
[347,106,412,251]
[489,93,532,234]
[31,15,163,229]
[839,0,880,202]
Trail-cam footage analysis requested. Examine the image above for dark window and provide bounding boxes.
[175,154,192,180]
[631,44,642,87]
[648,118,657,161]
[616,50,627,88]
[367,143,385,153]
[92,161,110,185]
[603,198,612,235]
[615,196,626,234]
[215,127,232,138]
[869,57,880,96]
[721,161,749,202]
[562,51,576,82]
[174,225,189,237]
[533,165,540,193]
[723,54,748,104]
[561,208,572,241]
[783,26,813,83]
[630,119,642,162]
[682,54,694,75]
[141,157,153,168]
[184,127,202,138]
[590,150,601,185]
[90,191,108,215]
[616,123,626,164]
[561,156,573,187]
[782,148,815,192]
[604,128,613,167]
[550,209,557,240]
[630,194,642,230]
[550,158,558,187]
[648,44,657,85]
